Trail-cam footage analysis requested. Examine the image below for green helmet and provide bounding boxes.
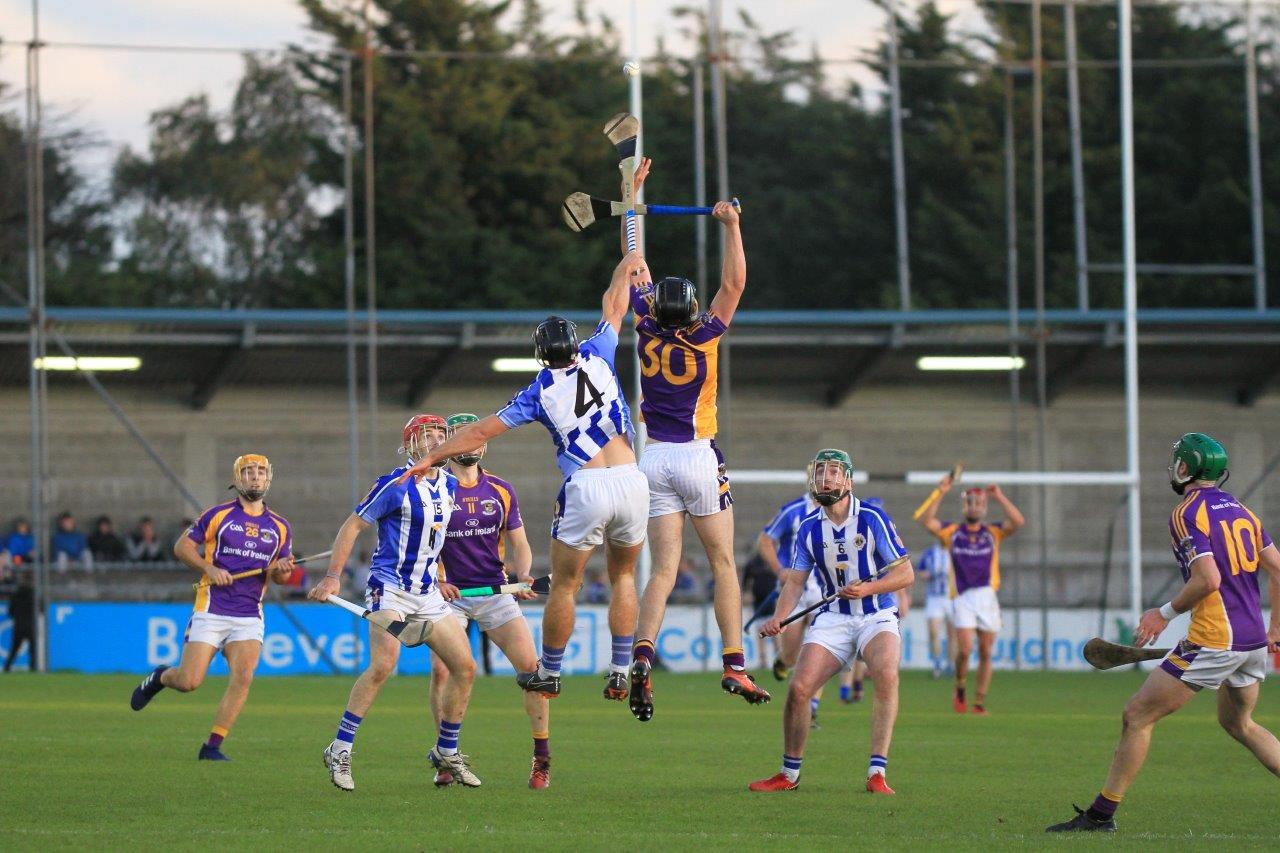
[446,413,484,466]
[808,448,854,506]
[1168,432,1228,495]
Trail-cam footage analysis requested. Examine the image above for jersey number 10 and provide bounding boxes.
[1219,518,1260,575]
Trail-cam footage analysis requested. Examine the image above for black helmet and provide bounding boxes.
[533,316,579,368]
[653,277,699,329]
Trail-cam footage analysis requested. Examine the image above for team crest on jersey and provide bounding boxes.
[466,518,480,528]
[852,533,867,550]
[480,499,498,516]
[245,522,260,538]
[1178,535,1197,560]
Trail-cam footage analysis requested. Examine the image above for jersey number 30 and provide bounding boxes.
[575,370,605,417]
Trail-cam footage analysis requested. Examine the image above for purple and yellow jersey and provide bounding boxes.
[188,501,292,618]
[440,469,523,588]
[789,499,909,617]
[936,522,1006,595]
[630,283,728,443]
[1168,486,1272,651]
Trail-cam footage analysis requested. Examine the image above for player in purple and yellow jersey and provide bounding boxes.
[429,413,551,789]
[624,158,770,722]
[130,454,296,761]
[919,477,1023,715]
[1049,433,1280,833]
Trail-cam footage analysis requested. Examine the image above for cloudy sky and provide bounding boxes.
[0,1,926,177]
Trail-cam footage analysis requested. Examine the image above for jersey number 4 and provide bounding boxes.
[575,370,605,417]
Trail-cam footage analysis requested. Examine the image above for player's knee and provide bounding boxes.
[228,668,255,689]
[367,660,395,684]
[1121,699,1155,731]
[1218,712,1250,742]
[170,671,203,692]
[447,653,476,682]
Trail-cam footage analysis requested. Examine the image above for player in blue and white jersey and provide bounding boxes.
[401,251,650,702]
[916,543,955,678]
[310,415,481,792]
[750,449,914,795]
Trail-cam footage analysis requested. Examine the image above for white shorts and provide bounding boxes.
[185,611,264,649]
[1160,639,1269,691]
[640,439,733,518]
[952,586,1002,632]
[552,463,649,550]
[925,595,954,622]
[448,594,524,633]
[366,581,452,624]
[804,608,901,670]
[789,573,824,619]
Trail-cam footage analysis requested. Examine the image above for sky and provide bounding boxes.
[0,1,935,179]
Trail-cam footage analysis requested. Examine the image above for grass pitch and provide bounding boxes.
[2,669,1278,850]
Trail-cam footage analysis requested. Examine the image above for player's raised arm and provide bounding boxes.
[918,472,952,536]
[988,484,1025,535]
[400,416,509,483]
[603,250,647,333]
[708,201,746,324]
[619,157,652,255]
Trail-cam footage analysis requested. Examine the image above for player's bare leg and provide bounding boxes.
[518,540,593,698]
[972,629,996,714]
[630,512,682,720]
[487,617,552,787]
[927,617,945,678]
[953,627,975,712]
[633,511,683,644]
[323,616,402,791]
[429,649,449,732]
[692,508,769,703]
[159,641,217,693]
[749,642,842,791]
[199,640,260,760]
[1217,682,1280,776]
[422,615,481,787]
[862,632,901,794]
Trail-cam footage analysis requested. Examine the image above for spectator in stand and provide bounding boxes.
[88,516,127,563]
[51,512,92,572]
[4,568,35,672]
[584,569,609,604]
[127,517,165,562]
[5,518,35,566]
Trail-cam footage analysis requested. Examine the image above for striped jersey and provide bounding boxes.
[630,283,728,442]
[1168,485,1273,651]
[789,498,910,617]
[188,501,292,618]
[762,493,818,568]
[918,544,951,600]
[356,465,457,595]
[497,321,635,478]
[440,468,523,588]
[936,521,1006,595]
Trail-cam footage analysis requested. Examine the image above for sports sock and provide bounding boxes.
[1087,790,1122,822]
[436,719,462,756]
[632,639,655,666]
[722,646,746,672]
[839,684,852,701]
[538,645,566,678]
[809,697,820,717]
[955,685,966,702]
[868,753,888,779]
[610,635,633,674]
[533,730,550,758]
[781,754,803,783]
[206,726,228,749]
[853,679,863,694]
[333,709,362,751]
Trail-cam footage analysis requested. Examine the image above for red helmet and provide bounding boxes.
[399,414,448,462]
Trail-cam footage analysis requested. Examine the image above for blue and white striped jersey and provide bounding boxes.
[918,543,951,599]
[496,321,635,478]
[356,466,457,595]
[762,494,818,568]
[789,498,910,617]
